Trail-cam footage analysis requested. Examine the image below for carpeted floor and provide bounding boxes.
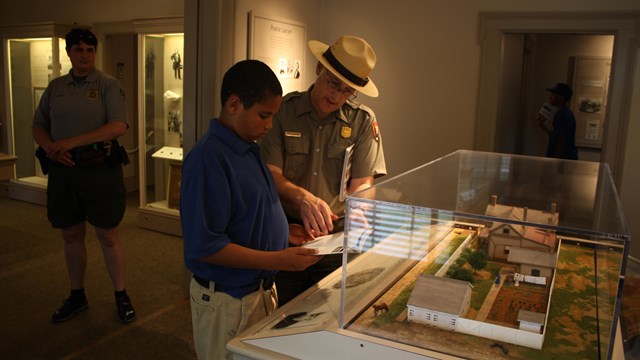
[0,181,196,359]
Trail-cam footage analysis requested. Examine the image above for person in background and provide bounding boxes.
[180,59,321,360]
[32,27,135,324]
[537,82,579,160]
[260,35,387,306]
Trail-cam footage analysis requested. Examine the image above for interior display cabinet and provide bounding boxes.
[620,255,640,358]
[228,150,631,360]
[1,23,71,204]
[136,31,184,236]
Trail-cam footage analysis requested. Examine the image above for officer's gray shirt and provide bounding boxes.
[260,87,386,218]
[32,69,128,140]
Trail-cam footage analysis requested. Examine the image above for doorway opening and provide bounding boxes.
[475,11,638,184]
[494,33,614,162]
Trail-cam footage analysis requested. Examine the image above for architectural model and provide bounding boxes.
[402,195,560,350]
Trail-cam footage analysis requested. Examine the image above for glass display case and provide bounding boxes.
[228,150,631,360]
[620,255,640,358]
[2,24,71,204]
[136,32,184,236]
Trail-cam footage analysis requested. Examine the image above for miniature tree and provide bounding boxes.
[468,250,487,274]
[446,264,460,275]
[448,267,475,283]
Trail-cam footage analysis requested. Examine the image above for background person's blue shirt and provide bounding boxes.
[546,107,578,160]
[180,119,289,298]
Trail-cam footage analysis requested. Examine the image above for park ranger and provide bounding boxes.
[260,35,387,305]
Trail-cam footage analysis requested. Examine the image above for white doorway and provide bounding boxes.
[475,11,638,184]
[494,33,614,162]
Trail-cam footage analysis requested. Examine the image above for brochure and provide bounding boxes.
[302,232,347,255]
[302,227,373,255]
[537,102,557,123]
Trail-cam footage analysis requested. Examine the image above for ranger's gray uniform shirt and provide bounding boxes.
[32,69,129,140]
[260,87,386,219]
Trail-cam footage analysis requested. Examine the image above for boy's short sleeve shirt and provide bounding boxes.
[181,119,289,295]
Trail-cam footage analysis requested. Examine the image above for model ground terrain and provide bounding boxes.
[348,231,620,360]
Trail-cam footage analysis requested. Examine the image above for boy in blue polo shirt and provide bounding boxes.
[180,59,320,360]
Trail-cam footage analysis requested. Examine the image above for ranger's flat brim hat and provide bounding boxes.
[309,35,378,97]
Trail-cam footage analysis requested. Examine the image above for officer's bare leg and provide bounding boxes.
[61,222,88,289]
[95,226,126,291]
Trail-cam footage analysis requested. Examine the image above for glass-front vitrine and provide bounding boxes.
[2,24,71,204]
[620,256,640,359]
[136,32,184,236]
[228,150,631,360]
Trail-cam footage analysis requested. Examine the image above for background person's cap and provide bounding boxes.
[546,82,573,100]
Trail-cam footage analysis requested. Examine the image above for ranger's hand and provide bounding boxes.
[300,194,339,236]
[288,224,315,246]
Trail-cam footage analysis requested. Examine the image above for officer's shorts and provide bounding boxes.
[47,163,126,229]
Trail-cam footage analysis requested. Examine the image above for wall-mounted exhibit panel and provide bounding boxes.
[229,150,630,359]
[571,56,611,149]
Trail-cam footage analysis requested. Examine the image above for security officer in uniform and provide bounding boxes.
[260,35,386,305]
[32,28,135,324]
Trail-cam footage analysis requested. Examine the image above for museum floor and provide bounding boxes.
[0,182,196,359]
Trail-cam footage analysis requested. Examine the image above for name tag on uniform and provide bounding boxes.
[285,131,302,138]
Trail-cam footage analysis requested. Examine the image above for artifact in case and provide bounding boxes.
[136,31,184,236]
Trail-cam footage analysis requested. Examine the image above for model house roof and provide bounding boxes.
[507,247,557,268]
[484,204,559,249]
[407,274,472,314]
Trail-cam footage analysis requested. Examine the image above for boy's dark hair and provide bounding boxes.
[221,60,282,108]
[65,28,98,51]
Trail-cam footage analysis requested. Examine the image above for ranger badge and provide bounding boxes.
[341,126,352,139]
[87,89,98,100]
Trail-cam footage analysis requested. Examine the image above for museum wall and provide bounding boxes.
[1,0,639,259]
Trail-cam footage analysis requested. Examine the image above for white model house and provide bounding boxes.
[407,274,472,331]
[478,195,559,261]
[507,247,558,283]
[517,309,546,333]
